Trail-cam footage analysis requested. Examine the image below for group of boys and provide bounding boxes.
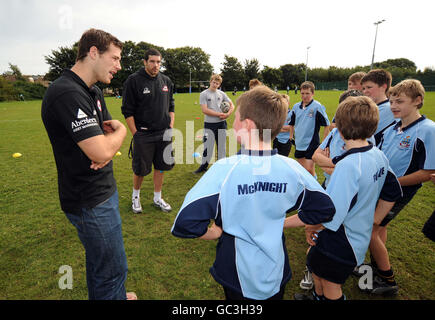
[42,27,434,300]
[173,69,435,300]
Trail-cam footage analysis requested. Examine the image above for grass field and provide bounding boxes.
[0,90,434,300]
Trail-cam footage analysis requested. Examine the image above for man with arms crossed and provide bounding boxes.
[41,28,136,300]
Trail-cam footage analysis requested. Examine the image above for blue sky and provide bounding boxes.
[1,0,434,75]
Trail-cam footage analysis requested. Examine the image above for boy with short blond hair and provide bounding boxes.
[289,96,401,301]
[361,69,395,145]
[289,81,330,176]
[362,79,435,295]
[348,71,366,90]
[194,74,234,174]
[172,86,335,300]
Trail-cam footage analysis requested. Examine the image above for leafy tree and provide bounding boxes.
[280,64,305,88]
[244,58,261,87]
[261,66,282,88]
[44,43,78,81]
[220,55,245,91]
[163,46,213,91]
[0,76,17,101]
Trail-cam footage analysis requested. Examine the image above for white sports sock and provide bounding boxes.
[132,188,140,199]
[154,191,161,202]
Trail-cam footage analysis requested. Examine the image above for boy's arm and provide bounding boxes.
[312,147,334,169]
[199,222,222,240]
[172,165,225,239]
[322,125,331,140]
[284,187,335,229]
[201,103,224,117]
[374,167,402,225]
[373,199,396,226]
[398,169,435,186]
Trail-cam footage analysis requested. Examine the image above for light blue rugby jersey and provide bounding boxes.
[275,109,292,144]
[379,116,435,196]
[172,149,335,300]
[289,100,330,151]
[319,128,375,188]
[374,99,395,145]
[315,145,401,266]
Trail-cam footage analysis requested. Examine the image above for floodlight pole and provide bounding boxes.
[371,19,386,70]
[305,46,311,82]
[189,68,192,94]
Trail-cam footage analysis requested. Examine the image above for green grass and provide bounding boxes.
[0,91,434,300]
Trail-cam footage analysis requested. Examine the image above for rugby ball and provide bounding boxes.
[220,101,230,113]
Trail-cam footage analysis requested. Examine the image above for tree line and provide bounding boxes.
[2,40,435,101]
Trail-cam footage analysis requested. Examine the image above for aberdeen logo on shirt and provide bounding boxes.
[97,100,102,112]
[162,85,168,92]
[143,87,151,94]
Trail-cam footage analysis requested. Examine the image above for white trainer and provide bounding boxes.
[300,267,314,290]
[132,196,142,213]
[153,198,172,212]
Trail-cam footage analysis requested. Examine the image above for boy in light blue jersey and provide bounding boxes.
[289,81,330,176]
[361,69,395,146]
[171,86,335,300]
[273,94,293,157]
[313,89,374,188]
[288,96,401,301]
[363,79,435,295]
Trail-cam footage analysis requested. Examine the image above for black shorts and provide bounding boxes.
[273,138,292,157]
[294,147,316,160]
[131,131,174,176]
[306,246,355,285]
[379,191,416,227]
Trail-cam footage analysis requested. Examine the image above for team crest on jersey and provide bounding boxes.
[308,110,314,118]
[162,85,168,92]
[97,100,102,112]
[399,135,411,149]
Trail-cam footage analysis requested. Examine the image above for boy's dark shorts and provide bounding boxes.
[294,147,316,160]
[379,191,416,227]
[132,131,174,177]
[306,246,355,285]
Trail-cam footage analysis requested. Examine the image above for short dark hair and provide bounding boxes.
[300,81,315,93]
[361,69,392,94]
[144,48,162,61]
[339,89,363,103]
[76,28,123,61]
[335,96,379,140]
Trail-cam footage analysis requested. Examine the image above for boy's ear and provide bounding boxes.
[244,118,256,130]
[414,96,423,107]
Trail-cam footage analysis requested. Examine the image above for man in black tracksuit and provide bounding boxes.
[121,48,175,214]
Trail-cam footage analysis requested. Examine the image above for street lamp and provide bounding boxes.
[189,68,192,94]
[371,19,386,70]
[305,46,311,81]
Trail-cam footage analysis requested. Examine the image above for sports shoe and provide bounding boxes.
[132,196,142,214]
[367,275,399,296]
[294,292,315,300]
[193,165,208,174]
[300,267,314,290]
[154,198,172,212]
[353,263,378,277]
